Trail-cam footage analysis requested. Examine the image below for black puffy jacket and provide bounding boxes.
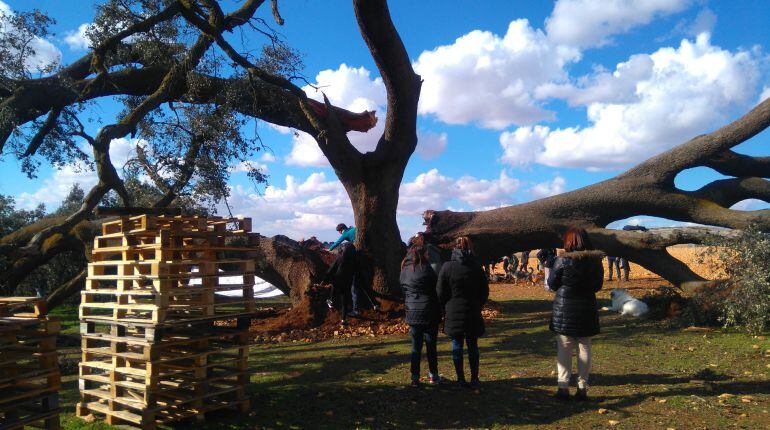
[400,254,440,326]
[437,249,489,338]
[547,250,604,337]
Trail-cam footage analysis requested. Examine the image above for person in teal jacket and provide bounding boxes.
[329,223,356,251]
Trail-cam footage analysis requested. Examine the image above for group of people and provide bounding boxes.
[401,227,605,400]
[501,248,630,284]
[323,222,607,400]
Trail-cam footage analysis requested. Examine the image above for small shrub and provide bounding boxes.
[699,226,770,334]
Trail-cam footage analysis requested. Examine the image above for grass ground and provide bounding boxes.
[58,281,769,429]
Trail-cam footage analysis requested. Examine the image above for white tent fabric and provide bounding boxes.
[188,267,284,298]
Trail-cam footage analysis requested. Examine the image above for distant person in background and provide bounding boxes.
[329,223,356,251]
[323,242,357,326]
[619,258,630,282]
[400,238,441,386]
[547,227,604,401]
[438,236,489,389]
[619,225,646,282]
[509,253,519,277]
[537,248,557,290]
[606,256,619,281]
[502,256,510,275]
[520,250,531,272]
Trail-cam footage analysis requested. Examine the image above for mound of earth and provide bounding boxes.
[250,282,504,344]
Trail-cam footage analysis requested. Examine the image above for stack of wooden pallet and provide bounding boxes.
[0,297,61,430]
[76,215,258,429]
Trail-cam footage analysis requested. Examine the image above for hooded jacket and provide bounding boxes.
[547,250,605,337]
[329,226,356,251]
[437,248,489,338]
[400,253,440,326]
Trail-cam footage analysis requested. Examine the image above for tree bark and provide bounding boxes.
[426,97,770,289]
[345,160,406,298]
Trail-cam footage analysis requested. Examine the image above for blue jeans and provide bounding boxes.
[410,324,439,381]
[350,281,360,312]
[451,335,479,382]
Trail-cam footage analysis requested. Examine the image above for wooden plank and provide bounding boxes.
[95,206,183,217]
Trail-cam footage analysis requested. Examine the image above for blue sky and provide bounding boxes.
[2,0,770,241]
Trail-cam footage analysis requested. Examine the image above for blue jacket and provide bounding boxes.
[329,227,356,251]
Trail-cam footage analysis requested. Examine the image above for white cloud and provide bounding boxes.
[229,160,268,174]
[731,199,769,212]
[677,8,717,38]
[63,23,91,50]
[259,152,276,163]
[546,0,692,48]
[226,168,521,241]
[499,125,550,166]
[225,172,352,240]
[398,169,520,215]
[286,64,386,167]
[16,138,140,209]
[414,19,580,129]
[535,54,654,106]
[530,176,567,199]
[0,1,61,74]
[501,34,761,170]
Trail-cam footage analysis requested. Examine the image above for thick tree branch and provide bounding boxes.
[353,0,421,160]
[704,150,770,178]
[690,177,770,207]
[45,269,86,310]
[22,106,62,157]
[153,136,203,208]
[625,96,770,183]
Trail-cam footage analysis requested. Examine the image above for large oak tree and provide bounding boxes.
[2,0,768,306]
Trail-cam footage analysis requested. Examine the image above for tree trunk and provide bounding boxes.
[346,162,406,298]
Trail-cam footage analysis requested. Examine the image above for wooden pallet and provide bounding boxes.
[0,298,60,430]
[0,393,60,430]
[101,215,251,236]
[77,325,250,429]
[77,216,255,429]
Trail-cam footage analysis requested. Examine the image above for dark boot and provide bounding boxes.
[554,388,570,401]
[575,387,588,401]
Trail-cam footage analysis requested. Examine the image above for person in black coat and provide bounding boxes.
[437,236,489,388]
[323,242,357,326]
[400,239,441,386]
[520,250,531,271]
[547,227,604,401]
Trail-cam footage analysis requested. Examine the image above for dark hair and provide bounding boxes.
[563,227,592,252]
[455,236,473,253]
[402,245,428,270]
[408,234,425,248]
[336,223,348,232]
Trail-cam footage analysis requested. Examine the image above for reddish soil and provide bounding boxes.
[250,282,503,344]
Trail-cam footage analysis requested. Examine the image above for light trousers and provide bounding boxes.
[556,335,592,389]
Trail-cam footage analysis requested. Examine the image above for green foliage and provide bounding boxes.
[0,6,58,81]
[0,194,45,236]
[700,226,770,334]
